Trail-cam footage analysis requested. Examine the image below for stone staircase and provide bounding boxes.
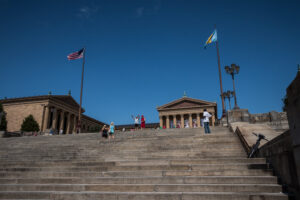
[0,127,287,200]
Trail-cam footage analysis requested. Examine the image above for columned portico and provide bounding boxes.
[51,108,57,130]
[159,116,163,128]
[166,115,170,129]
[0,94,106,133]
[197,114,200,128]
[59,111,65,133]
[181,114,184,128]
[173,115,176,129]
[189,114,192,128]
[43,106,50,131]
[157,96,217,129]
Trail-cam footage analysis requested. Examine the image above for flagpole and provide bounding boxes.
[77,48,85,133]
[215,26,226,117]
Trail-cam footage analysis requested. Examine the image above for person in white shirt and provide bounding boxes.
[203,109,212,134]
[131,115,140,130]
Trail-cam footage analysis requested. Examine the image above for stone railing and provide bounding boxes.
[250,111,289,131]
[258,130,299,197]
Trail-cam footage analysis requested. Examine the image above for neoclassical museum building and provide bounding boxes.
[157,96,217,128]
[0,94,106,133]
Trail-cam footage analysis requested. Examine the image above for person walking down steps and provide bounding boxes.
[203,109,212,134]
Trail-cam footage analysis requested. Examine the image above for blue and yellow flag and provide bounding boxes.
[204,29,217,48]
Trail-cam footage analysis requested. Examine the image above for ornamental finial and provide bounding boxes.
[183,91,187,97]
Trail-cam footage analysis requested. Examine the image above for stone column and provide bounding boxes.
[66,113,71,134]
[212,113,215,127]
[173,115,176,128]
[197,113,200,128]
[189,114,192,128]
[159,116,163,128]
[181,114,184,128]
[51,108,57,130]
[59,111,65,133]
[43,106,50,131]
[73,115,77,134]
[166,115,170,129]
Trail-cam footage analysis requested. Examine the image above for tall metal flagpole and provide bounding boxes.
[77,48,85,133]
[215,26,226,117]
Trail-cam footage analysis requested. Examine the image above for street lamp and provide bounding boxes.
[223,90,234,110]
[225,64,240,109]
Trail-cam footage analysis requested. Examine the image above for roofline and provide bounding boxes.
[0,95,85,112]
[157,104,216,111]
[82,114,108,126]
[157,97,217,110]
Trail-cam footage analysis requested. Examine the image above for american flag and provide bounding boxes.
[67,48,84,60]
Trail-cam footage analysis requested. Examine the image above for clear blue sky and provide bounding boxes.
[0,0,299,124]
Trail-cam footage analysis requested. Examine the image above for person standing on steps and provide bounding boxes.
[131,115,140,130]
[203,109,212,134]
[141,115,146,130]
[101,125,108,139]
[109,122,115,140]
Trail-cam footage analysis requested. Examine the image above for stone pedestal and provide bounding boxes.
[227,109,250,123]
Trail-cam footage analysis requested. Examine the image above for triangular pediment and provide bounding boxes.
[157,97,216,111]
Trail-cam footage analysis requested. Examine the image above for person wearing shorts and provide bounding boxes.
[109,122,115,140]
[132,115,140,130]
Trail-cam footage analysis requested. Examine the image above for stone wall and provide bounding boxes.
[226,109,288,131]
[250,111,289,131]
[3,101,46,132]
[286,70,300,198]
[258,130,299,198]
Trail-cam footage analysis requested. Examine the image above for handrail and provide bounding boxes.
[234,126,251,154]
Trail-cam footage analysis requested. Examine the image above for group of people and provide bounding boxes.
[101,122,115,140]
[99,110,211,140]
[131,114,146,130]
[100,114,146,139]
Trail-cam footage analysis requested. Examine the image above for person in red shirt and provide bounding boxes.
[141,115,146,129]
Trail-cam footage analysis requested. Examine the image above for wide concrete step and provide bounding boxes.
[0,149,247,156]
[0,164,269,172]
[0,176,278,184]
[0,145,245,153]
[0,137,241,145]
[0,154,251,162]
[0,183,283,193]
[0,133,240,144]
[0,158,267,168]
[0,191,288,200]
[0,169,274,178]
[0,127,285,200]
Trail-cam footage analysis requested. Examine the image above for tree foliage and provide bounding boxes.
[0,103,7,131]
[21,115,40,132]
[282,95,288,112]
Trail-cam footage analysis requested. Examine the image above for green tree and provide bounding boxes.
[282,95,288,112]
[21,115,40,132]
[0,103,7,131]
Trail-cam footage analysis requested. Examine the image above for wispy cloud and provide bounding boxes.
[77,5,100,20]
[135,0,162,18]
[136,7,145,18]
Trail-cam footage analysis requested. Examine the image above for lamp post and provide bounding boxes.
[225,64,240,109]
[223,90,234,110]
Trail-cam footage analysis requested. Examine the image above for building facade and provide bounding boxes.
[157,96,217,128]
[0,94,106,133]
